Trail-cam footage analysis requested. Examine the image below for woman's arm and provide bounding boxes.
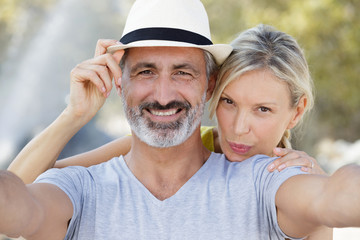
[269,148,326,175]
[7,109,87,184]
[8,131,132,184]
[54,136,132,168]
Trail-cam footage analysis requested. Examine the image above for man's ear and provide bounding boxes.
[287,95,307,129]
[206,71,218,101]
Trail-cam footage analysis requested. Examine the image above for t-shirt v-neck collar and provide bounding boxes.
[119,153,215,207]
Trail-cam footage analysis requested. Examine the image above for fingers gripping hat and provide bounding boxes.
[107,0,232,65]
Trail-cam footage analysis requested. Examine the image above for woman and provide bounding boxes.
[8,24,330,239]
[210,23,315,167]
[209,24,332,239]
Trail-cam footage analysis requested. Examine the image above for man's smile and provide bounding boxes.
[148,109,180,116]
[138,101,190,122]
[145,107,184,123]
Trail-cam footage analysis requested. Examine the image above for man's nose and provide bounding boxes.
[153,75,177,106]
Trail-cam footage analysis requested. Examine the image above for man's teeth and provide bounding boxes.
[150,109,177,116]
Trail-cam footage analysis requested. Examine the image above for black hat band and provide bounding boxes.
[120,27,213,46]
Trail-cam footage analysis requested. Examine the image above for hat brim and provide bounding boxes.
[107,40,232,65]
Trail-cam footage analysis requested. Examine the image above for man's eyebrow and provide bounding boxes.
[173,63,200,74]
[130,62,156,74]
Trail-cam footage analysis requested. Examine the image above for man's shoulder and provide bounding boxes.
[206,153,286,185]
[87,156,124,171]
[205,153,269,177]
[210,153,274,169]
[35,156,124,185]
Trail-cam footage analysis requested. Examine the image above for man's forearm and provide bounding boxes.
[7,108,87,184]
[320,164,360,227]
[277,163,360,238]
[0,170,43,237]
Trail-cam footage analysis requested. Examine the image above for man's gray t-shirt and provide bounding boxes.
[35,153,305,239]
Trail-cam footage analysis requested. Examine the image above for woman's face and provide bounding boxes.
[216,69,304,162]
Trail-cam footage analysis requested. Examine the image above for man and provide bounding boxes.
[1,0,360,239]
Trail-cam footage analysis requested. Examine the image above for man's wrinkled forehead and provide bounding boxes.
[123,46,206,71]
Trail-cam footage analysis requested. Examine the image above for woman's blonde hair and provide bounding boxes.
[209,24,314,148]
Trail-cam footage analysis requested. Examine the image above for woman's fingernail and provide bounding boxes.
[268,163,275,171]
[278,164,286,171]
[107,91,111,97]
[118,77,122,85]
[302,167,309,172]
[102,87,106,93]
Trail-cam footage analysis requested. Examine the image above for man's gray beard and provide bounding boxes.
[121,91,206,148]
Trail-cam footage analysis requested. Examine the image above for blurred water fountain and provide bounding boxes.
[0,0,131,169]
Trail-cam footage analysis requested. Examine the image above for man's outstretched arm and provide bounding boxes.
[276,164,360,238]
[0,170,73,239]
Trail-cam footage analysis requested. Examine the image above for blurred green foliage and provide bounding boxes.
[0,0,56,63]
[0,0,55,31]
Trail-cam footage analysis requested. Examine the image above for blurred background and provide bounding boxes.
[0,0,359,239]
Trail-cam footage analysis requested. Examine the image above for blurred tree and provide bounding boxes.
[0,0,56,32]
[0,0,57,64]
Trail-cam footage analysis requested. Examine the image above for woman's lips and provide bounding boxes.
[228,142,252,154]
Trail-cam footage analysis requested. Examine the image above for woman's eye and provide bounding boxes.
[258,106,271,112]
[220,97,233,105]
[226,99,233,104]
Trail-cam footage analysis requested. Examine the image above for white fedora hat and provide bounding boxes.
[107,0,232,65]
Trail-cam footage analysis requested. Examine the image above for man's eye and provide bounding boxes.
[173,71,194,81]
[176,71,191,76]
[139,70,153,75]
